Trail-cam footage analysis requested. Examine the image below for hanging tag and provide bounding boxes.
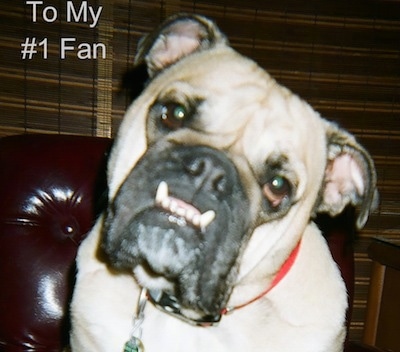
[124,336,145,352]
[124,288,148,352]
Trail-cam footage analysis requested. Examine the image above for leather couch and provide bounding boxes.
[0,134,383,351]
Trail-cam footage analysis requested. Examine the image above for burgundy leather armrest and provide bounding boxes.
[0,134,111,351]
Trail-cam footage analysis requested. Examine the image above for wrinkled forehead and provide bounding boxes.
[239,93,326,163]
[166,48,328,163]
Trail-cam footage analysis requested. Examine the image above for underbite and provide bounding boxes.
[155,181,216,231]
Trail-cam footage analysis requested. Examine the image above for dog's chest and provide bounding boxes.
[139,305,262,351]
[138,306,341,352]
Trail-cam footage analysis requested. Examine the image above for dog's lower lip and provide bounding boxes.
[155,181,216,230]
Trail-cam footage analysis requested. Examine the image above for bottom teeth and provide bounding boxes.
[155,182,216,231]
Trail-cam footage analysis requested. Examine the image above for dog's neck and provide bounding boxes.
[143,239,302,327]
[123,240,301,348]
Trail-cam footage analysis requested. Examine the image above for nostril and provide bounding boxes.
[182,154,230,195]
[213,174,228,194]
[185,157,206,176]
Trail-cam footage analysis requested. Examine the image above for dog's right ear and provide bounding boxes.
[134,14,228,77]
[316,121,378,230]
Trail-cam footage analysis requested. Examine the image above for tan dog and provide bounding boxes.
[70,14,377,352]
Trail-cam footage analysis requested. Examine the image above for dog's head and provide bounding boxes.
[101,14,377,320]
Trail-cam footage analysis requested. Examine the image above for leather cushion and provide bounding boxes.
[0,134,111,351]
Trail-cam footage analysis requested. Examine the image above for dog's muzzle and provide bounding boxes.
[101,144,252,316]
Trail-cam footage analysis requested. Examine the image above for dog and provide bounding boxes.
[70,14,377,352]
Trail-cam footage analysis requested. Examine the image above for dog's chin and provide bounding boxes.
[133,264,219,321]
[133,263,175,293]
[127,210,230,316]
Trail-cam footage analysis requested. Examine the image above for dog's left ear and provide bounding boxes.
[134,13,228,77]
[316,122,378,229]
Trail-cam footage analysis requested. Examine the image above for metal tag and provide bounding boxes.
[124,336,145,352]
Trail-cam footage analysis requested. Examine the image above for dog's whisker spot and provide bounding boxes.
[155,181,216,230]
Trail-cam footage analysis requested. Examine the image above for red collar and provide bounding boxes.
[221,239,301,315]
[147,240,301,326]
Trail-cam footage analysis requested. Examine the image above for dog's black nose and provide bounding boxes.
[179,146,236,196]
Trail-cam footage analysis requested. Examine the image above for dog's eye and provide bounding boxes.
[263,175,291,207]
[160,103,188,130]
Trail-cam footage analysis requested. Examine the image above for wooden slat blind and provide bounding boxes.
[0,0,399,342]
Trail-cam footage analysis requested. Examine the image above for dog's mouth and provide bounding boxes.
[155,181,216,232]
[102,144,252,316]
